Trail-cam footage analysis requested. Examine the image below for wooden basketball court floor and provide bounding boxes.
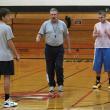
[0,59,110,110]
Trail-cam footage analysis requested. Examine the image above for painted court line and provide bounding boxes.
[69,78,109,108]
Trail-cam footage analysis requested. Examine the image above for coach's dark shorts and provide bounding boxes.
[0,60,14,75]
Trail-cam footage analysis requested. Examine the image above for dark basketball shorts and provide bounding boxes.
[0,60,14,75]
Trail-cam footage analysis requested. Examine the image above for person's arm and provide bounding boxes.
[63,23,71,53]
[36,22,46,42]
[36,33,42,42]
[66,32,71,53]
[6,26,20,60]
[93,26,100,39]
[8,39,20,60]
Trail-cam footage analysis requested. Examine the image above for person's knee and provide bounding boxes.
[56,64,63,70]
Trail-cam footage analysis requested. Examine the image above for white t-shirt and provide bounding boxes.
[0,23,14,61]
[94,21,110,48]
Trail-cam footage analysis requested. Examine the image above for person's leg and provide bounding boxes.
[95,73,101,84]
[93,48,102,89]
[46,62,55,93]
[3,61,18,108]
[4,75,10,101]
[103,48,110,88]
[45,45,56,92]
[55,46,64,92]
[93,73,102,89]
[46,71,56,87]
[4,75,18,108]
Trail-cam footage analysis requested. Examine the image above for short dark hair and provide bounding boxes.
[0,8,10,20]
[98,10,106,16]
[50,8,58,13]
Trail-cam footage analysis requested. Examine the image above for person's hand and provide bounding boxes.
[36,37,40,42]
[15,54,20,61]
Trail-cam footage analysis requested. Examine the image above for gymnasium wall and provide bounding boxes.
[7,12,103,59]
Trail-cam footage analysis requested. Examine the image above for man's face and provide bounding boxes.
[50,11,58,22]
[98,14,106,23]
[2,14,11,23]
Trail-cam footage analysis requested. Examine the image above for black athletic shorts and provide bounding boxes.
[0,60,14,75]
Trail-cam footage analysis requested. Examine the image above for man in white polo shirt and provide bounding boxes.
[93,10,110,89]
[36,8,71,94]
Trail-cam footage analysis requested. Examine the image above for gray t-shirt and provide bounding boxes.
[0,23,14,61]
[38,19,67,46]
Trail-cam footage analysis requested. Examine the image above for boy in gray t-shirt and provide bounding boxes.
[0,8,20,107]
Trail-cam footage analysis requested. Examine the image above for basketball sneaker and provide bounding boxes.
[58,85,64,92]
[4,98,18,108]
[49,86,54,95]
[93,82,101,89]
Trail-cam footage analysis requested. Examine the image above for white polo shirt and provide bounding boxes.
[38,19,68,46]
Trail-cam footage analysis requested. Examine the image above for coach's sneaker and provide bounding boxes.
[49,86,54,95]
[4,99,18,108]
[49,86,54,92]
[58,85,64,92]
[58,85,64,97]
[93,82,101,89]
